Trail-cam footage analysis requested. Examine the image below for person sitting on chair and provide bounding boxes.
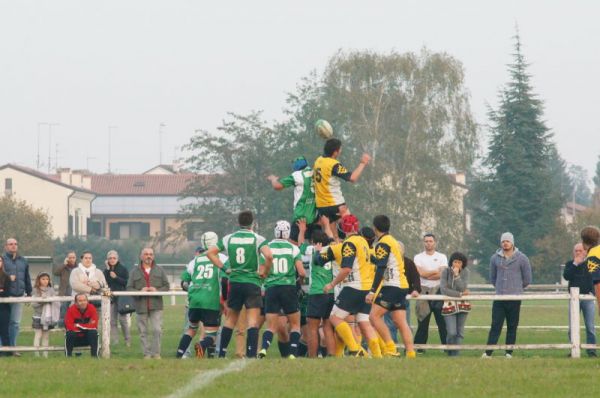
[65,293,98,357]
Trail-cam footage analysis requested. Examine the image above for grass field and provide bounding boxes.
[2,298,599,397]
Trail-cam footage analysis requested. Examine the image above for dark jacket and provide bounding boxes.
[127,263,170,314]
[0,270,10,297]
[53,261,77,296]
[2,252,32,297]
[403,256,421,293]
[104,262,129,291]
[563,259,594,295]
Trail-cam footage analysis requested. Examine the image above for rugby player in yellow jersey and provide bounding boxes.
[313,138,370,240]
[580,226,600,312]
[320,214,382,358]
[365,215,416,358]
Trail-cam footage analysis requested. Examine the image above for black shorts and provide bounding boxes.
[317,204,345,223]
[290,221,321,243]
[335,287,371,315]
[374,286,409,312]
[188,308,221,327]
[307,294,334,319]
[264,285,299,315]
[227,282,263,311]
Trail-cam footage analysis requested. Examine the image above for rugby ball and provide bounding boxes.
[315,119,333,139]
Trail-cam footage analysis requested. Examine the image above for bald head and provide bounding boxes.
[573,242,586,263]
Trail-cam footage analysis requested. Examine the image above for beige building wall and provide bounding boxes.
[0,168,71,237]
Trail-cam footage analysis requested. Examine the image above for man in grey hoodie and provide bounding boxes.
[482,232,532,359]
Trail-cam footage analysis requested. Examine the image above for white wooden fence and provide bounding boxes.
[0,288,596,359]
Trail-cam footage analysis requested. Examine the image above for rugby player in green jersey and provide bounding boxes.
[176,232,227,358]
[207,210,273,358]
[258,221,306,359]
[305,229,336,357]
[267,156,318,244]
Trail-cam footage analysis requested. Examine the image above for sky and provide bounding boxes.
[1,0,598,181]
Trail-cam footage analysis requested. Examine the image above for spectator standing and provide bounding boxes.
[127,247,170,359]
[563,242,596,357]
[53,250,77,325]
[65,293,98,357]
[580,227,600,320]
[413,233,448,352]
[2,238,32,352]
[69,251,107,297]
[482,232,532,359]
[0,256,11,355]
[440,252,470,356]
[103,250,131,347]
[31,272,60,357]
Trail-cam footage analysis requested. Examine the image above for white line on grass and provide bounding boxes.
[165,359,250,398]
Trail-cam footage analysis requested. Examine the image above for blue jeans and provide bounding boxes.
[444,312,468,356]
[8,302,23,346]
[568,299,596,355]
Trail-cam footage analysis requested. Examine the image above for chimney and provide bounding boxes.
[82,175,92,190]
[57,168,72,185]
[71,170,83,188]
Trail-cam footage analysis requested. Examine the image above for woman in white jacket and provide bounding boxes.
[69,251,107,296]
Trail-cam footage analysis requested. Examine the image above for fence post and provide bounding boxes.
[101,294,111,359]
[569,287,581,359]
[171,283,176,306]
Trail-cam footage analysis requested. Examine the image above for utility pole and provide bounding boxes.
[108,125,117,173]
[48,123,60,173]
[159,123,166,165]
[37,122,48,170]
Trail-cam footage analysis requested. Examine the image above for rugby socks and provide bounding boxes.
[247,327,259,358]
[378,335,387,354]
[334,322,360,352]
[200,331,217,350]
[384,340,398,356]
[297,340,308,357]
[289,331,301,357]
[278,340,290,357]
[218,327,233,358]
[318,345,328,358]
[368,339,383,358]
[261,330,274,351]
[176,334,193,358]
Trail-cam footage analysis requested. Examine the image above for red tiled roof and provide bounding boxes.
[0,163,95,194]
[90,174,202,195]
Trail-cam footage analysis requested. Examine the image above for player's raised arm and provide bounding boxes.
[267,175,285,190]
[349,153,371,182]
[206,246,224,269]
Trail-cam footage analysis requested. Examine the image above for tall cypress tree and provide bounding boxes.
[470,32,563,265]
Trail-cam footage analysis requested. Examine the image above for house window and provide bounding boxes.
[109,222,150,240]
[68,215,74,236]
[87,219,101,237]
[4,178,12,195]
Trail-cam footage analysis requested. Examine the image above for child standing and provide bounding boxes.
[32,272,60,357]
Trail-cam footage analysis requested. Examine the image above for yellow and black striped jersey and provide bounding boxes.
[313,156,352,207]
[587,245,600,284]
[373,234,408,289]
